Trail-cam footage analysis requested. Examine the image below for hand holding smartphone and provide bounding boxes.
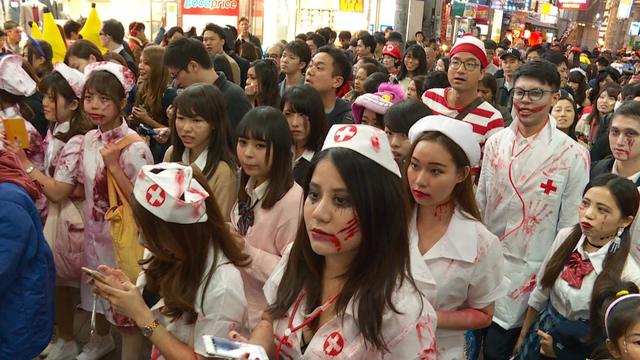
[202,335,268,360]
[81,267,109,285]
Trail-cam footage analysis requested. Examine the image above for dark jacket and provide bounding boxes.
[495,77,514,114]
[326,98,354,128]
[213,72,252,130]
[0,182,55,359]
[119,47,139,78]
[590,112,614,163]
[230,53,250,88]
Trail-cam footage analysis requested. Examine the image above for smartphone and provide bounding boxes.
[136,124,158,136]
[3,118,29,148]
[81,267,109,285]
[202,335,268,360]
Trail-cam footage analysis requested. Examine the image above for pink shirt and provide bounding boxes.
[230,180,304,329]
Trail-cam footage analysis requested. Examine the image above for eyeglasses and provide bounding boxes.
[266,53,280,59]
[450,59,480,71]
[169,67,185,80]
[513,88,556,101]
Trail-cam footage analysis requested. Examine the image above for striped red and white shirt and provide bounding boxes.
[422,87,505,154]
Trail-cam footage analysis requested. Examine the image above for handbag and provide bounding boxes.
[104,134,145,282]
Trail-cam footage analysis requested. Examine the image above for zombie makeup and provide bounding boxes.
[609,115,640,162]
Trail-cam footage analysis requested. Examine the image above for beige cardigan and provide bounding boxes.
[164,146,237,221]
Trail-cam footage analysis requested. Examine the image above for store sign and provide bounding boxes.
[451,1,466,17]
[617,0,633,19]
[339,0,364,12]
[630,22,640,36]
[181,0,239,16]
[557,0,588,11]
[464,3,476,17]
[475,5,489,24]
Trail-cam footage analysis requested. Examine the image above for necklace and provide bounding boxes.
[586,238,604,249]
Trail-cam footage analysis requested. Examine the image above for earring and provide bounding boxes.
[609,227,625,254]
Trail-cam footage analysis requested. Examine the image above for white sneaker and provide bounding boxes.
[40,339,60,358]
[48,339,79,360]
[75,335,115,360]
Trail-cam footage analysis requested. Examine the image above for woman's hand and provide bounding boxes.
[132,106,152,124]
[153,127,171,144]
[4,139,29,166]
[512,334,526,357]
[92,265,153,327]
[100,143,121,170]
[538,330,556,358]
[244,82,257,97]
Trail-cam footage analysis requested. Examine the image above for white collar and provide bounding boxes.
[612,160,640,183]
[182,148,209,171]
[574,234,614,274]
[509,115,557,145]
[415,207,478,263]
[293,148,315,163]
[53,121,70,135]
[114,44,124,54]
[245,178,270,205]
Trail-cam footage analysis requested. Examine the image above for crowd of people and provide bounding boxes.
[3,14,640,360]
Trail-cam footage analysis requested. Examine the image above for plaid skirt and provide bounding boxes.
[516,304,566,360]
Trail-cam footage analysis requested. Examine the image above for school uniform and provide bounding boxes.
[136,247,248,360]
[263,251,438,359]
[476,116,590,358]
[231,180,304,329]
[293,149,314,186]
[519,227,640,359]
[409,207,509,359]
[78,119,153,326]
[164,146,237,221]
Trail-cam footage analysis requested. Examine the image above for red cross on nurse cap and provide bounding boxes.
[133,163,210,224]
[322,124,401,178]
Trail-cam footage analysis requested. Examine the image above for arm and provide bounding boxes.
[514,306,540,354]
[0,201,32,294]
[437,304,494,329]
[475,139,493,212]
[242,217,297,283]
[209,164,237,222]
[246,313,276,357]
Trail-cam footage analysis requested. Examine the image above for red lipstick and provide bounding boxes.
[412,190,432,200]
[310,229,341,251]
[580,221,593,230]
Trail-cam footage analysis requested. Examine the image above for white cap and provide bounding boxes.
[84,61,136,96]
[322,124,401,177]
[408,115,481,166]
[0,55,36,97]
[133,163,209,224]
[53,62,85,98]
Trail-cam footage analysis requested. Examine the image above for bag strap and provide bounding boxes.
[106,134,145,208]
[455,97,485,121]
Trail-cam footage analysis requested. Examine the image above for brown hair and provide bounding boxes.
[403,132,481,221]
[134,46,170,124]
[82,70,126,113]
[133,167,249,323]
[538,174,639,340]
[103,51,128,68]
[65,39,105,64]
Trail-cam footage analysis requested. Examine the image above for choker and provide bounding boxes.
[586,238,605,249]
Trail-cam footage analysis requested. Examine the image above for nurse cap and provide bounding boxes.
[53,62,85,98]
[83,61,136,96]
[322,124,401,178]
[133,162,210,224]
[408,115,481,167]
[0,55,37,97]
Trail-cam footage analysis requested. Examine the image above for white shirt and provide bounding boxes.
[113,44,124,54]
[612,160,640,184]
[263,252,438,359]
[294,148,315,165]
[136,247,248,359]
[410,207,509,359]
[476,117,590,329]
[245,178,270,207]
[182,148,208,172]
[529,227,640,320]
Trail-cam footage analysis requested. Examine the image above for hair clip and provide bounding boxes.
[617,290,630,297]
[26,33,45,58]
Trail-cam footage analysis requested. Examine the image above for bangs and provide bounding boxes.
[236,113,272,143]
[283,92,311,117]
[39,72,76,101]
[83,70,125,103]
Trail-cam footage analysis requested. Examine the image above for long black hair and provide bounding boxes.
[280,85,326,151]
[398,44,427,81]
[269,148,420,352]
[249,59,281,107]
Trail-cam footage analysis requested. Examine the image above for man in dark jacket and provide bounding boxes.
[100,19,139,77]
[0,151,55,359]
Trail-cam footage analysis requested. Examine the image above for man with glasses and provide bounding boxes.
[164,38,250,130]
[483,39,499,75]
[265,42,285,82]
[422,35,504,159]
[476,60,589,359]
[3,21,21,55]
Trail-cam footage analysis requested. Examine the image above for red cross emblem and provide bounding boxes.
[146,184,166,207]
[323,331,344,356]
[334,126,357,142]
[540,179,557,195]
[371,136,381,152]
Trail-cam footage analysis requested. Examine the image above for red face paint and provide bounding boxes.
[514,104,547,118]
[310,228,342,251]
[626,137,635,159]
[337,217,360,241]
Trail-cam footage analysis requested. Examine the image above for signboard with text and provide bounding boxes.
[558,0,588,10]
[340,0,364,12]
[180,0,239,33]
